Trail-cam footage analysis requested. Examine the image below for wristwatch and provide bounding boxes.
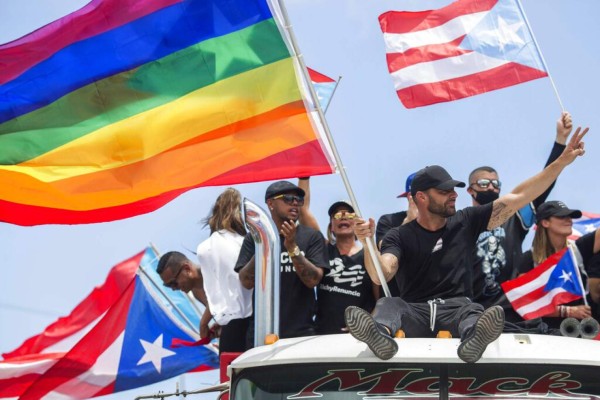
[289,245,301,258]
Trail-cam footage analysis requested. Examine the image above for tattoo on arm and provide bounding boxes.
[488,200,512,230]
[293,255,321,287]
[382,253,399,282]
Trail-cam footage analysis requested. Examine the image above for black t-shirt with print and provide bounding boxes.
[234,224,329,339]
[316,244,376,334]
[472,142,566,310]
[381,203,493,303]
[471,214,528,309]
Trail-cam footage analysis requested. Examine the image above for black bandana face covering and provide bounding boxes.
[473,190,499,205]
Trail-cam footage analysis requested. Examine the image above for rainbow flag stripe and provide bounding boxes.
[0,0,336,225]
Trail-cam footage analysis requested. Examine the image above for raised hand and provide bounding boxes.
[281,220,298,251]
[559,126,588,165]
[555,111,573,145]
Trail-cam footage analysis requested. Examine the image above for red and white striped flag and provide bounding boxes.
[501,248,584,320]
[379,0,548,108]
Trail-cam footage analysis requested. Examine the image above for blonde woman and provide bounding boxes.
[298,178,378,334]
[519,201,600,330]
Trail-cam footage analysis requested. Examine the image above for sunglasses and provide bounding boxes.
[332,211,356,220]
[472,179,501,189]
[272,194,305,206]
[163,265,184,289]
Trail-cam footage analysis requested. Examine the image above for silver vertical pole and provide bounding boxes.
[274,0,391,296]
[243,198,281,346]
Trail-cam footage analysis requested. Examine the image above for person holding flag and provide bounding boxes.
[469,112,573,324]
[517,201,600,330]
[346,125,587,363]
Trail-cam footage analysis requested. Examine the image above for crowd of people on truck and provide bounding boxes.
[156,112,599,363]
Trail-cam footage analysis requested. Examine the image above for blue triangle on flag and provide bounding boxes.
[459,0,545,71]
[543,252,584,296]
[114,276,218,391]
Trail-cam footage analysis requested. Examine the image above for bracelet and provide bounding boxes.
[559,305,566,318]
[566,306,570,318]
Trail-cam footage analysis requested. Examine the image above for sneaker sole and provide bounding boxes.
[457,306,504,363]
[345,306,398,360]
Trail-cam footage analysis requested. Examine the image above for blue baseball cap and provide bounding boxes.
[397,172,416,198]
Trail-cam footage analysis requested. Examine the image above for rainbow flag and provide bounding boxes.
[0,0,336,226]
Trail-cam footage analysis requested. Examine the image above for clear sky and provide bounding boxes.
[1,0,599,399]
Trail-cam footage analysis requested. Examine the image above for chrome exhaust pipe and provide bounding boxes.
[243,198,280,348]
[579,317,600,340]
[559,317,581,338]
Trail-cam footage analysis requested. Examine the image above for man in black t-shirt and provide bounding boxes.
[235,180,329,346]
[344,128,586,363]
[469,112,573,322]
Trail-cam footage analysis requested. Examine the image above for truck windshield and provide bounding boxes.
[232,362,600,400]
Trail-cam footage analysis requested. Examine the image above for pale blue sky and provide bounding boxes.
[1,0,599,398]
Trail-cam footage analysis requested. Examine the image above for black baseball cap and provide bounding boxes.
[327,200,355,217]
[536,201,582,223]
[265,181,305,201]
[410,165,465,196]
[397,172,416,198]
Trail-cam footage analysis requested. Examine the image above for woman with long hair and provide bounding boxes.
[196,188,252,353]
[519,201,600,330]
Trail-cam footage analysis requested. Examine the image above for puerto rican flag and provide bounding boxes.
[0,248,218,399]
[308,68,337,112]
[569,211,600,240]
[502,248,584,320]
[379,0,548,108]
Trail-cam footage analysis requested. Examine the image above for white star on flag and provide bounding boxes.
[584,223,596,233]
[559,270,573,284]
[477,16,525,51]
[137,334,176,373]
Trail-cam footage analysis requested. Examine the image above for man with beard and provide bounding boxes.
[469,112,573,323]
[344,126,587,363]
[236,180,329,346]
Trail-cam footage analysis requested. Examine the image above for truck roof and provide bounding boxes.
[230,333,600,372]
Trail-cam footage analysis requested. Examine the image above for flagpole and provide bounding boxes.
[323,76,342,114]
[515,0,564,112]
[276,0,392,297]
[567,244,589,307]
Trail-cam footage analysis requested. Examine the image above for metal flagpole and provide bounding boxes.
[515,0,564,112]
[275,0,392,297]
